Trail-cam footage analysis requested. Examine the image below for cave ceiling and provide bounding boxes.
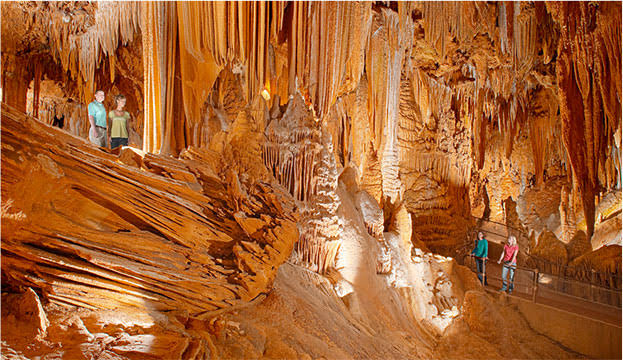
[1,1,621,241]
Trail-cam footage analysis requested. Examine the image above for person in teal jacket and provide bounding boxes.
[470,231,488,285]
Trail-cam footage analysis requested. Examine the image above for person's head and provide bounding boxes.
[478,231,484,240]
[508,235,517,246]
[94,90,105,103]
[115,94,126,109]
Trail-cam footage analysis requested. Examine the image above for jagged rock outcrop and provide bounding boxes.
[566,231,593,262]
[1,103,298,315]
[529,230,568,275]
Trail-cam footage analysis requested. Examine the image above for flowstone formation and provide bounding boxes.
[263,94,343,275]
[2,103,299,313]
[1,1,621,359]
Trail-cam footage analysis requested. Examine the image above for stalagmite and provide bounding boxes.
[296,133,343,274]
[263,95,323,203]
[263,94,342,274]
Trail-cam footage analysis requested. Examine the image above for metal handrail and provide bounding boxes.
[464,256,622,309]
[537,271,623,294]
[471,215,528,235]
[527,255,622,288]
[542,283,621,298]
[538,280,622,309]
[469,215,622,291]
[461,253,535,273]
[479,229,514,241]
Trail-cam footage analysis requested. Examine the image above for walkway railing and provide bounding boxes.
[471,215,526,235]
[461,254,621,308]
[459,217,622,309]
[525,255,622,290]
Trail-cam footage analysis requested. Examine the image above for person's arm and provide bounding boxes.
[107,111,112,144]
[497,247,505,264]
[483,240,488,260]
[511,247,518,264]
[87,104,95,128]
[126,112,131,139]
[471,241,479,256]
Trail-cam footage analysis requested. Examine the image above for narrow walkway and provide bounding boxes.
[476,261,622,327]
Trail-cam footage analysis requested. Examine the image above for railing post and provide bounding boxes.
[532,268,539,302]
[481,258,486,286]
[590,269,595,302]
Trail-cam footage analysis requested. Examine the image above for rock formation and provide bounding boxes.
[1,1,621,358]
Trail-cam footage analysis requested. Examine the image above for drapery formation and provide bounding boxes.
[46,2,140,101]
[139,2,377,155]
[549,2,622,238]
[1,54,31,112]
[366,7,414,202]
[140,2,279,155]
[286,2,371,118]
[141,2,179,155]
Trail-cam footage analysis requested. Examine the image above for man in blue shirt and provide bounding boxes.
[470,231,488,285]
[88,90,108,148]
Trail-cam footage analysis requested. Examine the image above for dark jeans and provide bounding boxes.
[111,137,128,149]
[475,258,488,285]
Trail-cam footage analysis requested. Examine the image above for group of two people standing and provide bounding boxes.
[471,231,519,293]
[88,90,131,149]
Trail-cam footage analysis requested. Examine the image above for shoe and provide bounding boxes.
[508,289,513,294]
[499,288,506,292]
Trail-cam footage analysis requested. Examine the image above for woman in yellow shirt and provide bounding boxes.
[109,94,131,149]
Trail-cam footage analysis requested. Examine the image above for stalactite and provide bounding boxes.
[175,2,279,103]
[366,9,412,203]
[529,112,547,188]
[142,2,283,153]
[512,3,537,75]
[402,83,472,190]
[549,1,622,239]
[1,55,32,112]
[141,2,166,154]
[422,2,482,58]
[418,2,542,170]
[176,6,222,136]
[286,2,372,119]
[42,2,140,101]
[32,62,42,118]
